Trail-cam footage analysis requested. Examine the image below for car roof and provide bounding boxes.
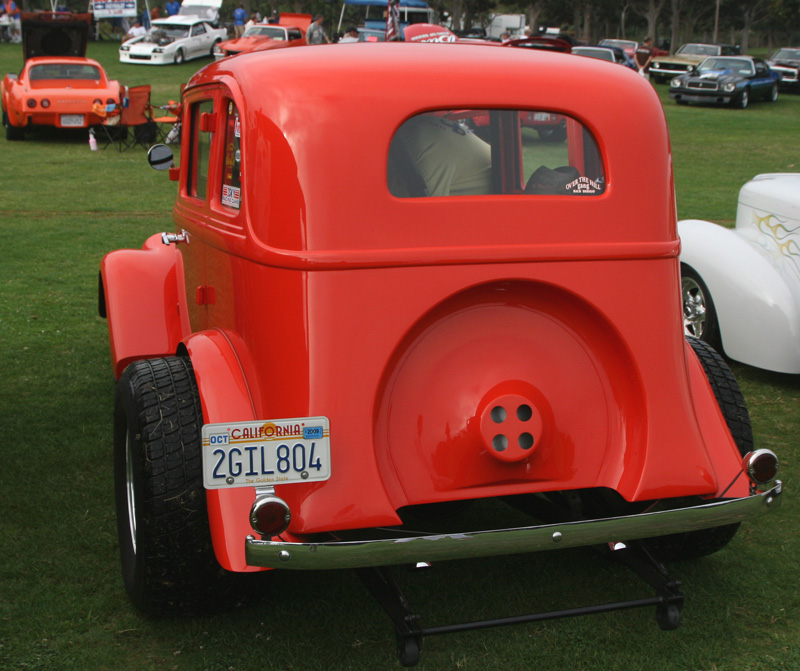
[26,55,101,65]
[188,43,657,132]
[574,46,614,55]
[705,55,754,61]
[152,16,209,26]
[185,43,673,251]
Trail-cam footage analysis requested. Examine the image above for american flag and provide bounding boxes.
[385,0,401,41]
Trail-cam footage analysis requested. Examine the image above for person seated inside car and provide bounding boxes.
[388,113,492,197]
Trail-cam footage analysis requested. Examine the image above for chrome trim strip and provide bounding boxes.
[245,482,782,570]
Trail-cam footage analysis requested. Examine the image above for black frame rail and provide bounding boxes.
[356,540,684,667]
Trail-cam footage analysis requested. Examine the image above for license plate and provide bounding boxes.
[60,114,85,127]
[533,112,551,121]
[202,417,331,489]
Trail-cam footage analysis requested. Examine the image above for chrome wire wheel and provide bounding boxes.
[682,275,708,339]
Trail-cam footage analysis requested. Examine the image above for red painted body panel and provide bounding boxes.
[100,234,191,379]
[103,44,751,572]
[2,56,120,130]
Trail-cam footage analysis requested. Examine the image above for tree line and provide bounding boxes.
[23,0,800,51]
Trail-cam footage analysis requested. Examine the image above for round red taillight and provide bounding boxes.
[41,99,50,108]
[250,496,291,536]
[743,449,779,485]
[26,98,37,109]
[93,98,102,105]
[106,98,116,105]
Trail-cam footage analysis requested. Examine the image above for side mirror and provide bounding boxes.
[147,144,179,181]
[147,143,174,170]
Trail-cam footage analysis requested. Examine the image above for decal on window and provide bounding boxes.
[221,101,242,210]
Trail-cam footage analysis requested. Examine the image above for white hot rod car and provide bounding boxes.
[680,173,800,373]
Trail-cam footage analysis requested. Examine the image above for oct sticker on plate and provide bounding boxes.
[202,417,331,490]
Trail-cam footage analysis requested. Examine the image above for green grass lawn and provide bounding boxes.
[1,40,799,671]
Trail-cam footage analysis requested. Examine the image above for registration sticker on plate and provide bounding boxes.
[60,114,85,127]
[202,417,331,489]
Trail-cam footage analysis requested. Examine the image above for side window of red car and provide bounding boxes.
[220,100,242,210]
[189,99,214,201]
[388,109,605,198]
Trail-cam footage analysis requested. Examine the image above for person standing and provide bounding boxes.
[306,14,330,44]
[634,36,655,80]
[3,0,21,43]
[233,4,247,38]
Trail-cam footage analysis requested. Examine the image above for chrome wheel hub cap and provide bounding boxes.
[682,276,707,338]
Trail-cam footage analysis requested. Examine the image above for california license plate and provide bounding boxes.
[60,114,85,127]
[202,417,331,489]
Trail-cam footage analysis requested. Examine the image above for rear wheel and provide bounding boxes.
[114,357,261,615]
[767,83,778,102]
[536,124,566,143]
[3,109,25,141]
[681,263,721,352]
[645,337,753,561]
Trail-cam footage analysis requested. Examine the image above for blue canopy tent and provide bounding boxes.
[336,0,433,34]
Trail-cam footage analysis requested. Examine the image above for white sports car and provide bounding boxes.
[680,173,800,373]
[120,16,227,65]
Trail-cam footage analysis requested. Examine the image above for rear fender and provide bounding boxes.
[679,219,800,373]
[183,329,266,573]
[99,233,191,378]
[684,339,749,498]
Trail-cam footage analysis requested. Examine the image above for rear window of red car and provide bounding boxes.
[388,109,605,198]
[29,64,101,80]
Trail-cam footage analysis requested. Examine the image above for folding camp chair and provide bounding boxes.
[150,84,185,143]
[100,84,158,151]
[150,100,181,143]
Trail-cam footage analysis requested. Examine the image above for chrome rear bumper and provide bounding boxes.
[245,482,782,570]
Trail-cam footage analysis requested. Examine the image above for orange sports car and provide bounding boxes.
[2,12,121,141]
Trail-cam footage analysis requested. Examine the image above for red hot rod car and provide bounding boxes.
[2,12,120,140]
[99,43,781,665]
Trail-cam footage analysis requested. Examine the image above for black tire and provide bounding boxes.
[735,87,750,108]
[537,123,567,143]
[114,357,260,615]
[174,48,185,64]
[681,263,721,352]
[645,337,753,561]
[767,83,778,103]
[210,39,220,56]
[4,109,25,141]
